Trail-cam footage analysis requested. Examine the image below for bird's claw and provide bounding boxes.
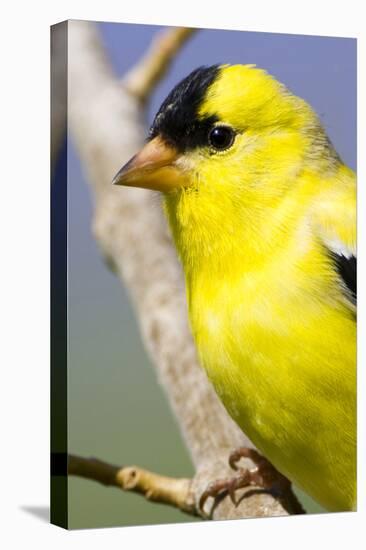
[199,447,291,518]
[199,477,233,516]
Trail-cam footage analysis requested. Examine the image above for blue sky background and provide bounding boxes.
[66,22,356,529]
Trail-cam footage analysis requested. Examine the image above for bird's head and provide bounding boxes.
[113,65,337,265]
[113,64,325,190]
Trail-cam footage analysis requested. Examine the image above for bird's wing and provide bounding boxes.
[311,177,356,304]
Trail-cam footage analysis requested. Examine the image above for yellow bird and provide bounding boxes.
[113,64,356,512]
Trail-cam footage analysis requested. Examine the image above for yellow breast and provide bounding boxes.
[188,233,356,512]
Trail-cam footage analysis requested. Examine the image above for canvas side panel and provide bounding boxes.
[50,20,68,530]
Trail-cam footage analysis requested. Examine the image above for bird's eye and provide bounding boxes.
[208,125,235,151]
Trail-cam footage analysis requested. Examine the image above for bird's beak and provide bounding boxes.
[112,136,187,192]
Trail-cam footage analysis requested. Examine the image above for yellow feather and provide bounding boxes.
[164,65,356,511]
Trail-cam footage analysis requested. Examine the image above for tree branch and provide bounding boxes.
[68,455,197,516]
[123,27,196,103]
[68,20,304,520]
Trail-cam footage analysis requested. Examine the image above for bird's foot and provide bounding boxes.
[199,447,291,517]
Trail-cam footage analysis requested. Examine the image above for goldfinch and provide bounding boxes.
[113,64,356,512]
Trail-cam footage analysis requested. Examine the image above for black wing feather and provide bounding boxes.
[330,252,357,303]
